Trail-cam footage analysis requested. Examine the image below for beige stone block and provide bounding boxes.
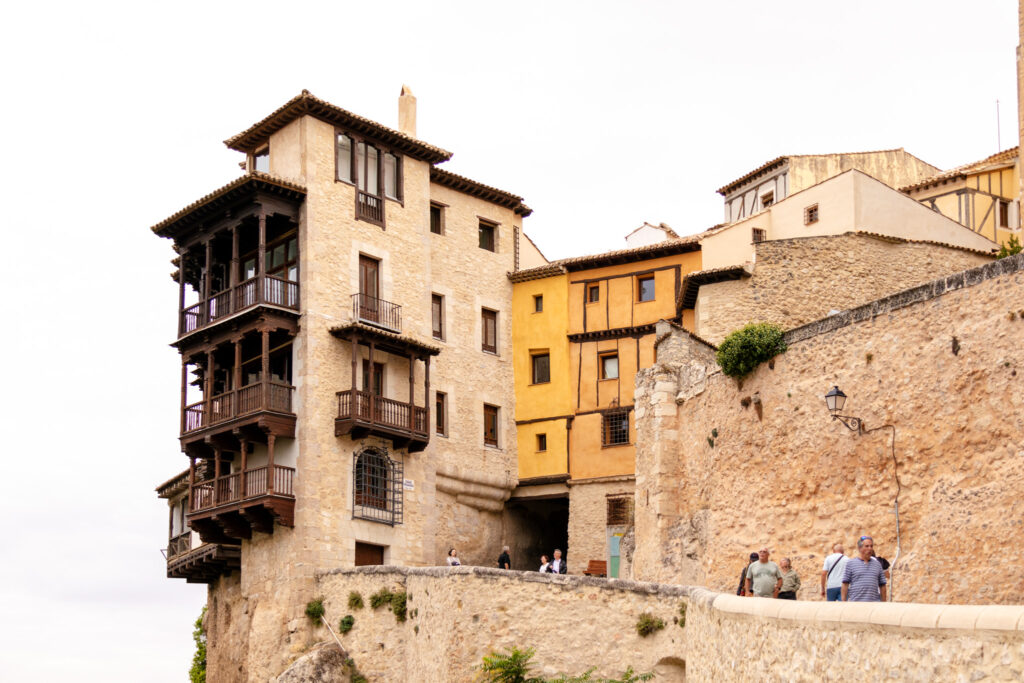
[899,604,947,629]
[744,597,785,618]
[713,594,750,614]
[867,602,905,627]
[778,601,825,622]
[935,604,984,630]
[837,601,877,624]
[974,605,1024,631]
[814,602,846,623]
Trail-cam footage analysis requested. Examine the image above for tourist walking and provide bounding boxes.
[539,554,550,572]
[745,547,783,598]
[821,542,849,602]
[737,552,759,596]
[497,545,511,570]
[841,536,887,602]
[446,548,461,566]
[548,549,567,574]
[777,557,800,599]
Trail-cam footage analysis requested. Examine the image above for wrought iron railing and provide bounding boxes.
[351,293,402,332]
[352,448,403,525]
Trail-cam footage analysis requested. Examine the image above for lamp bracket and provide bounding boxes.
[832,414,863,433]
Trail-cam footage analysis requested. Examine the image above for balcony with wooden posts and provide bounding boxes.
[179,274,299,339]
[187,463,296,542]
[330,315,441,453]
[182,379,295,439]
[157,470,241,583]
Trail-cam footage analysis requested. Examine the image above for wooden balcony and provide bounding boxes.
[182,380,295,440]
[336,389,429,453]
[165,533,241,583]
[356,190,384,226]
[352,293,402,333]
[187,465,296,542]
[179,275,298,339]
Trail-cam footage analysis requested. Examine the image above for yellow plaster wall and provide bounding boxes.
[906,164,1020,247]
[516,418,569,479]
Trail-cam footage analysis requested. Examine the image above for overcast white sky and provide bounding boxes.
[0,1,1016,680]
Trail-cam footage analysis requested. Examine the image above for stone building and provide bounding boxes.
[150,88,540,680]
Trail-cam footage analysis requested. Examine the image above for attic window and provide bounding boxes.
[760,191,774,209]
[253,148,269,174]
[804,204,819,225]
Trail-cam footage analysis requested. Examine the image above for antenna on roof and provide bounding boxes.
[996,99,1001,151]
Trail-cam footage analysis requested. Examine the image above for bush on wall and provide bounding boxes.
[716,323,787,378]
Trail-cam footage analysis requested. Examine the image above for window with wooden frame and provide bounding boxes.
[587,284,600,303]
[599,352,619,380]
[533,294,543,312]
[253,147,269,174]
[431,294,444,340]
[804,204,819,225]
[752,228,767,243]
[430,203,445,235]
[435,391,447,437]
[362,361,384,397]
[602,409,630,447]
[536,433,547,452]
[637,275,655,302]
[479,219,497,251]
[336,131,402,226]
[760,191,774,209]
[481,308,498,353]
[483,404,499,446]
[531,352,550,384]
[998,200,1010,228]
[606,495,634,526]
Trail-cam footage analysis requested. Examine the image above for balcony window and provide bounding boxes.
[637,275,655,302]
[435,391,447,436]
[432,294,444,340]
[482,309,498,354]
[337,130,403,225]
[479,220,497,251]
[484,404,499,446]
[531,352,550,384]
[602,409,630,447]
[353,448,403,525]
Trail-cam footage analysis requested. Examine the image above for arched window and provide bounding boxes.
[353,448,403,525]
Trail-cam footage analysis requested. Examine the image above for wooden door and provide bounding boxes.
[358,256,380,322]
[354,542,384,566]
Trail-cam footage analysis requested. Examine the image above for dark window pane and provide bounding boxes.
[534,295,543,312]
[430,205,443,234]
[479,222,496,251]
[588,285,600,303]
[435,392,447,436]
[484,405,499,446]
[532,353,550,384]
[602,410,630,446]
[536,433,547,451]
[482,309,497,353]
[638,276,655,302]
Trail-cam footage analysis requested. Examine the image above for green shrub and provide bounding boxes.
[304,597,325,623]
[370,587,394,609]
[348,591,364,610]
[678,601,687,628]
[338,615,355,634]
[390,590,408,622]
[635,613,665,637]
[189,607,207,683]
[997,234,1022,259]
[480,646,544,683]
[716,323,787,378]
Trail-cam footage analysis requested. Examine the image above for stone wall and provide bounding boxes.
[695,232,993,344]
[567,476,635,577]
[269,567,1024,682]
[635,254,1024,605]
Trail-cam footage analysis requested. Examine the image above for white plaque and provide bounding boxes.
[403,478,415,491]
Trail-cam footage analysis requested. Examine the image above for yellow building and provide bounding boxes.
[507,236,701,577]
[902,147,1021,248]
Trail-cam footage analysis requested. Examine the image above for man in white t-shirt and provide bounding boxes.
[820,543,849,601]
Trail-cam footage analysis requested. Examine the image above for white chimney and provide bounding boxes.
[398,85,416,137]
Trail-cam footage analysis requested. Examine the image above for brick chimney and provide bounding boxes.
[398,85,416,138]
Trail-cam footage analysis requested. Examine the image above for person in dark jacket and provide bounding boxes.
[737,552,759,595]
[548,549,567,574]
[497,545,511,569]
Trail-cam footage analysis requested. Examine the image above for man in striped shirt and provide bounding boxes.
[841,536,888,602]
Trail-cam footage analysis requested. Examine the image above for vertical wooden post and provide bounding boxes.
[178,252,187,335]
[261,328,270,410]
[205,350,215,425]
[239,439,248,497]
[424,354,431,434]
[408,351,415,431]
[230,225,239,312]
[350,332,358,415]
[203,239,212,324]
[266,433,276,495]
[213,448,222,504]
[233,338,242,393]
[257,209,267,304]
[368,340,375,423]
[188,456,196,512]
[180,358,188,435]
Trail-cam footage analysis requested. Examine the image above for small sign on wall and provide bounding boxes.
[403,479,415,491]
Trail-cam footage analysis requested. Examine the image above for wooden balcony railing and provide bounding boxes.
[190,464,296,513]
[336,389,428,437]
[356,191,383,225]
[351,293,402,332]
[179,274,299,337]
[183,381,294,434]
[167,532,192,559]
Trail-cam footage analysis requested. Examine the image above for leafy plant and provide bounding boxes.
[370,587,394,609]
[997,234,1022,259]
[678,601,687,628]
[716,323,787,378]
[305,597,325,622]
[348,591,364,610]
[480,646,544,683]
[189,607,207,683]
[635,613,665,637]
[390,590,408,622]
[338,614,355,633]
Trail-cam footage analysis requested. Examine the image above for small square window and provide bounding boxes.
[606,495,634,526]
[752,228,767,243]
[637,275,655,302]
[484,404,499,446]
[531,353,550,384]
[435,392,447,436]
[587,285,600,303]
[600,353,619,380]
[430,203,444,235]
[479,220,497,251]
[804,204,819,225]
[536,433,547,451]
[602,409,630,446]
[760,191,774,209]
[533,294,543,312]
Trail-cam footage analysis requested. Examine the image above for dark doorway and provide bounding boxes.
[355,541,385,566]
[504,496,569,571]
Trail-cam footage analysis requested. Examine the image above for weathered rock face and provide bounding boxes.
[274,642,352,683]
[635,254,1024,605]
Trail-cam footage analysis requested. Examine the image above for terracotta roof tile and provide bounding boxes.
[328,322,441,356]
[430,167,531,216]
[900,146,1019,193]
[854,231,997,256]
[508,235,702,282]
[156,470,190,498]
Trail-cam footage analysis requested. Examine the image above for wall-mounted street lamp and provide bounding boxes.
[823,385,902,601]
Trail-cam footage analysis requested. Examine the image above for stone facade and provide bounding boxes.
[567,476,635,577]
[635,254,1024,606]
[266,566,1024,682]
[694,232,993,344]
